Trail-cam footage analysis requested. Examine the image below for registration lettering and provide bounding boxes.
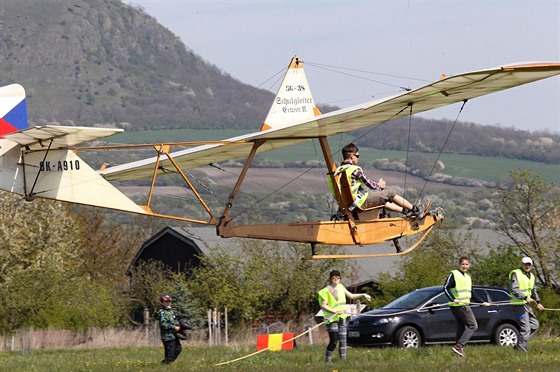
[40,160,80,172]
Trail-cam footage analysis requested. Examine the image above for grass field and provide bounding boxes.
[1,338,559,372]
[107,130,559,185]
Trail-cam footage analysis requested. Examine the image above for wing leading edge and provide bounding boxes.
[4,125,124,149]
[100,61,560,181]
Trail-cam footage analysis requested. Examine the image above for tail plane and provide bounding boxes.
[0,84,146,215]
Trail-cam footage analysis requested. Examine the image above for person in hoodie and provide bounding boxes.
[158,294,182,364]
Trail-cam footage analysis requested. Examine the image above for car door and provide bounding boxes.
[482,288,519,336]
[469,288,494,340]
[421,292,457,342]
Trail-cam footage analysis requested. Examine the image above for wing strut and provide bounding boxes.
[152,144,218,224]
[218,140,266,232]
[23,139,54,201]
[318,136,361,245]
[320,136,343,209]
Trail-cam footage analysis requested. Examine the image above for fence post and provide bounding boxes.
[143,307,150,344]
[212,309,215,345]
[207,309,212,346]
[354,300,361,318]
[224,306,228,346]
[214,308,221,345]
[306,325,313,345]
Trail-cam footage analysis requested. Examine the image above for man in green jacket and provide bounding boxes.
[158,294,182,364]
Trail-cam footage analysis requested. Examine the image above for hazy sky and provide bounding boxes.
[130,0,559,133]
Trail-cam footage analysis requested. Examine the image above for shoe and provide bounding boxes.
[451,345,465,357]
[412,199,432,219]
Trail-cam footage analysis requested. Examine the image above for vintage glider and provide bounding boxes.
[1,57,559,259]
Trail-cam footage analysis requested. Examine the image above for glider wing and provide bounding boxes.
[100,62,560,181]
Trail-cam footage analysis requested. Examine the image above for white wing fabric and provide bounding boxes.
[100,62,560,181]
[4,125,123,149]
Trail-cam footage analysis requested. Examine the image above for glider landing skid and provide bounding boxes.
[305,208,443,260]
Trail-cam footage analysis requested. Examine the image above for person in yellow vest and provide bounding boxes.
[443,256,490,357]
[331,143,430,218]
[510,256,544,352]
[318,270,371,364]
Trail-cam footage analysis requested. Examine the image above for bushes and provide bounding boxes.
[0,268,125,333]
[536,287,560,334]
[188,241,355,325]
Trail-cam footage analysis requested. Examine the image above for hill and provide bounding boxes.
[1,0,558,165]
[0,0,273,129]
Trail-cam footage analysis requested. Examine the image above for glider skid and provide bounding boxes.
[305,216,439,259]
[219,208,444,258]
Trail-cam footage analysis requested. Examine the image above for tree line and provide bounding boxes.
[353,116,559,164]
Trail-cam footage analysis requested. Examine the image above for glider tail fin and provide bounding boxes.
[0,84,28,137]
[259,56,321,132]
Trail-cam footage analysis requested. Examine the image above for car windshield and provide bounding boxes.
[382,289,441,309]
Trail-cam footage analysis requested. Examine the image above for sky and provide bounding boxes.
[129,0,560,133]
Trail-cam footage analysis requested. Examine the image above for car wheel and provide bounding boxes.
[494,323,519,346]
[395,326,422,348]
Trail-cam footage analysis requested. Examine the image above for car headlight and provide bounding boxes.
[373,317,396,325]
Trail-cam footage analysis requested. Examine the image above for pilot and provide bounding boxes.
[332,143,430,217]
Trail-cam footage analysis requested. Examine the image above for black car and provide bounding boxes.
[347,286,520,348]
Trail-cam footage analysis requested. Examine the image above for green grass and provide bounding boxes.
[406,152,559,185]
[1,338,559,371]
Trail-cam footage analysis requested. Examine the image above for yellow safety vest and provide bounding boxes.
[509,269,535,304]
[450,269,472,306]
[327,164,367,207]
[318,283,347,323]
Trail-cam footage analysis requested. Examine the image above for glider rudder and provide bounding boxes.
[0,84,28,136]
[259,56,321,132]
